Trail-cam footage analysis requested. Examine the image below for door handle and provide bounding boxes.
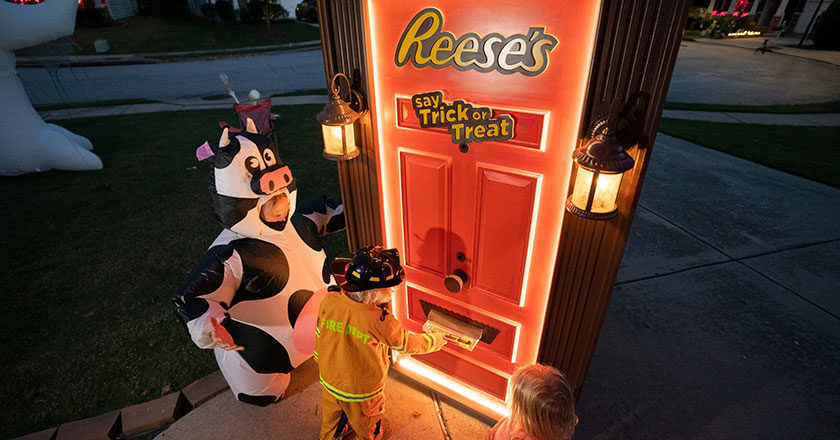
[444,269,469,293]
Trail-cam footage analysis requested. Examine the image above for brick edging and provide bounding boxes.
[14,371,229,440]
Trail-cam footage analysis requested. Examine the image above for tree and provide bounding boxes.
[246,0,289,28]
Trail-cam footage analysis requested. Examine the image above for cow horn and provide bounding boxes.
[219,127,230,147]
[246,118,258,134]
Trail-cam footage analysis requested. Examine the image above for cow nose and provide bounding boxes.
[259,166,293,194]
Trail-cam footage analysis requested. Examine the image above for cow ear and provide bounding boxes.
[246,118,258,134]
[196,141,215,161]
[219,127,230,148]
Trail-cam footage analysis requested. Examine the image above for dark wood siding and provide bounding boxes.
[317,0,382,251]
[538,0,692,397]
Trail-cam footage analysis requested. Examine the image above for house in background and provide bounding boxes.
[704,0,834,34]
[185,0,299,19]
[78,0,139,21]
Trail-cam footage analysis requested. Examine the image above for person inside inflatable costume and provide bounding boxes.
[173,120,345,406]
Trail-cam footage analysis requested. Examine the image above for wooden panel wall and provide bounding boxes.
[537,0,692,396]
[318,0,691,397]
[317,0,382,251]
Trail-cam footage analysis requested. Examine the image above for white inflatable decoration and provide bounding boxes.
[0,0,102,175]
[174,123,345,405]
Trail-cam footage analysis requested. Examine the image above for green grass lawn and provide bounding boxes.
[663,101,840,114]
[658,118,840,187]
[72,16,321,55]
[0,105,347,438]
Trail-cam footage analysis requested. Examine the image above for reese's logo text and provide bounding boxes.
[395,8,558,76]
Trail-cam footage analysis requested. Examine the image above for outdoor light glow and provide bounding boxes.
[591,172,622,213]
[728,30,761,37]
[570,168,624,215]
[321,124,356,157]
[570,166,594,209]
[396,356,509,418]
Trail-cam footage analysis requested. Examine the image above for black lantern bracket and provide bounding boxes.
[329,72,368,119]
[587,92,649,150]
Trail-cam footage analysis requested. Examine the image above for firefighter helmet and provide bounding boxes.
[340,246,405,292]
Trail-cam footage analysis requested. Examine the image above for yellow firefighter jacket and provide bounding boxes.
[314,290,444,402]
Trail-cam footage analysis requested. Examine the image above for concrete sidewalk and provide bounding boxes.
[667,40,840,105]
[661,109,840,126]
[689,36,840,66]
[156,360,494,440]
[156,133,840,439]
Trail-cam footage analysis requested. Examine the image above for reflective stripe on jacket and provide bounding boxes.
[314,290,444,402]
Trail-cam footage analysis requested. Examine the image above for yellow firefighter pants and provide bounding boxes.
[319,386,385,440]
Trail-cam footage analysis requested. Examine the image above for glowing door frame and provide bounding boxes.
[362,0,603,418]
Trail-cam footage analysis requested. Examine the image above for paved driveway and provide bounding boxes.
[667,40,840,105]
[18,49,327,106]
[576,134,840,439]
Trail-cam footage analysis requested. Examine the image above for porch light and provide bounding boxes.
[565,124,634,220]
[317,73,366,161]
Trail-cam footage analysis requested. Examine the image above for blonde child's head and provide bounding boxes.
[344,286,395,305]
[508,364,576,440]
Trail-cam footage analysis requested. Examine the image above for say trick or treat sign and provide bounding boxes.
[411,91,514,144]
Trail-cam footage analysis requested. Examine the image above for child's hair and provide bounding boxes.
[508,364,576,440]
[344,286,394,305]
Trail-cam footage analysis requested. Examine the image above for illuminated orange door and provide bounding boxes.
[363,0,602,416]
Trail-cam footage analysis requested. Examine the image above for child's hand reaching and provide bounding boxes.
[211,317,245,351]
[431,332,447,351]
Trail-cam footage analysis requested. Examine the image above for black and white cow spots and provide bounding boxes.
[174,127,344,405]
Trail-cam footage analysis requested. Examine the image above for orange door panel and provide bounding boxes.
[363,0,602,417]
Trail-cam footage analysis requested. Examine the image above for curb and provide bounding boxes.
[686,37,840,67]
[13,371,229,440]
[15,40,322,68]
[37,95,328,121]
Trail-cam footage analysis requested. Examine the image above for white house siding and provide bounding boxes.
[279,0,298,18]
[794,0,834,34]
[107,0,138,20]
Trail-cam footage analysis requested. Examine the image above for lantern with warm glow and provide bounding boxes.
[316,73,365,161]
[566,123,635,220]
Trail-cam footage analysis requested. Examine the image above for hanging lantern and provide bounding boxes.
[317,73,365,161]
[566,98,636,220]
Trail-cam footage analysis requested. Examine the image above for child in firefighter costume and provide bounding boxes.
[174,120,345,406]
[315,246,447,440]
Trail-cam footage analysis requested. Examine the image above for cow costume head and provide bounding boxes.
[197,119,297,238]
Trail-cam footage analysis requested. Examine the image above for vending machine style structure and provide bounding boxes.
[317,0,691,418]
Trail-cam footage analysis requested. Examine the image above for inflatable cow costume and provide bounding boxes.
[174,121,344,405]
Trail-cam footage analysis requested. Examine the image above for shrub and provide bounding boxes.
[137,0,190,17]
[812,1,840,49]
[245,0,290,24]
[200,2,217,20]
[685,6,707,30]
[215,0,236,22]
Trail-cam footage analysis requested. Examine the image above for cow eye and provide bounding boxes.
[245,156,261,174]
[263,150,276,166]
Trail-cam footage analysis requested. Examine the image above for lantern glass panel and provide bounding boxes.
[322,124,357,157]
[591,172,622,214]
[570,166,594,210]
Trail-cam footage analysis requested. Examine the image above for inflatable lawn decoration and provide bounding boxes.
[174,120,345,405]
[0,0,102,175]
